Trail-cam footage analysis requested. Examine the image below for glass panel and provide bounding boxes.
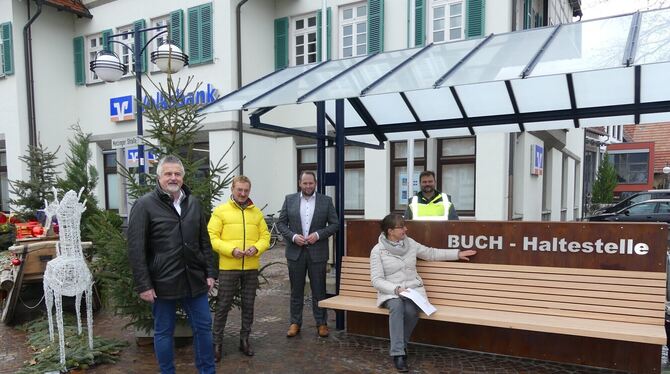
[434,19,445,31]
[395,166,423,209]
[308,54,316,63]
[0,152,6,166]
[346,134,379,144]
[455,82,514,117]
[344,168,364,210]
[343,8,353,20]
[613,152,649,184]
[345,147,364,161]
[357,33,366,44]
[449,29,461,40]
[344,47,353,57]
[368,38,480,95]
[628,202,655,214]
[452,15,462,27]
[434,31,445,42]
[658,202,670,213]
[296,35,304,44]
[297,56,305,65]
[343,36,353,46]
[450,3,461,14]
[343,25,352,36]
[106,174,120,210]
[200,64,316,113]
[325,99,367,128]
[356,45,366,55]
[103,152,116,167]
[0,171,8,211]
[361,94,415,124]
[251,58,364,108]
[301,49,417,102]
[428,128,472,137]
[635,8,670,64]
[357,5,367,17]
[641,62,670,103]
[572,68,634,108]
[524,120,574,131]
[442,163,475,210]
[580,115,634,128]
[472,123,520,133]
[530,14,633,76]
[442,138,475,156]
[434,6,445,19]
[385,131,426,141]
[308,33,316,42]
[308,16,317,27]
[511,75,572,113]
[308,43,316,53]
[296,19,304,29]
[300,148,317,163]
[297,45,304,55]
[440,27,555,86]
[404,89,462,121]
[357,22,366,33]
[393,141,425,159]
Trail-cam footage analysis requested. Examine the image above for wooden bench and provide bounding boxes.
[320,256,667,371]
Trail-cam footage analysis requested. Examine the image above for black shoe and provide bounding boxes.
[213,344,222,362]
[239,338,254,356]
[393,355,408,372]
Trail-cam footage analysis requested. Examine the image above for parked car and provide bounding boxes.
[594,190,670,215]
[588,199,670,223]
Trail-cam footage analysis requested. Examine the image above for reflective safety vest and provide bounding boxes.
[409,193,452,221]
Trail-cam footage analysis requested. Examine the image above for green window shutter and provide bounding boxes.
[327,7,332,60]
[170,9,184,49]
[134,20,147,72]
[466,0,485,38]
[316,8,331,62]
[188,3,213,65]
[415,0,425,47]
[200,3,213,63]
[367,0,384,54]
[274,17,289,70]
[101,29,112,52]
[1,22,13,75]
[188,6,201,64]
[73,36,85,85]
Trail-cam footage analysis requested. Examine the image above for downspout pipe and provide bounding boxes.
[236,0,249,174]
[23,0,43,148]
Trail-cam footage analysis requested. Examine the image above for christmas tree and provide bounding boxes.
[591,153,618,204]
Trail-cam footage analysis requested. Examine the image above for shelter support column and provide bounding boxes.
[475,133,509,220]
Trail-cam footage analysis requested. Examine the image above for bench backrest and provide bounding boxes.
[340,256,667,326]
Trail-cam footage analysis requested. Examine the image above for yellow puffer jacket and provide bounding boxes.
[208,198,270,271]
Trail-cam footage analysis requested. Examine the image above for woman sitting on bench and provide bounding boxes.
[370,213,476,372]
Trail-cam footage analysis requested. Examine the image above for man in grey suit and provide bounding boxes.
[277,171,339,338]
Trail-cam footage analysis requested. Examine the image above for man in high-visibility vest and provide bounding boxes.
[404,170,459,221]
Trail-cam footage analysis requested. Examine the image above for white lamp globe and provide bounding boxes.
[663,165,670,175]
[92,53,125,82]
[153,43,187,74]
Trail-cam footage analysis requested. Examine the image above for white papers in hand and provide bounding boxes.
[399,288,437,316]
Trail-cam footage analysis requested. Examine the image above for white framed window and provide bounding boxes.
[150,15,170,72]
[429,0,464,43]
[86,33,104,82]
[291,13,318,66]
[340,2,367,58]
[116,24,136,77]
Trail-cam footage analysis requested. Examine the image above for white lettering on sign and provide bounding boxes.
[447,235,504,250]
[522,237,649,255]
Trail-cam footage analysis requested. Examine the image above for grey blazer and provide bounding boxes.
[276,192,340,263]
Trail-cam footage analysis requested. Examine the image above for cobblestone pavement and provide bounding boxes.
[2,244,670,373]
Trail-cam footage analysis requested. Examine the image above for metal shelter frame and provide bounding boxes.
[199,8,670,329]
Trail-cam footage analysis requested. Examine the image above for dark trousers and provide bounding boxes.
[212,269,259,343]
[384,297,420,356]
[288,249,327,326]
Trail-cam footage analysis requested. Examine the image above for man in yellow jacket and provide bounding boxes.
[208,175,270,362]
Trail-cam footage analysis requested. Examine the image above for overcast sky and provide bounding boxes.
[581,0,669,20]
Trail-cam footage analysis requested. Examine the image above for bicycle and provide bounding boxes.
[265,212,284,249]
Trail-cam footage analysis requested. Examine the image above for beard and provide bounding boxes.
[302,189,315,196]
[164,183,181,193]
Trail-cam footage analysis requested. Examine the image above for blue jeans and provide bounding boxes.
[152,293,216,374]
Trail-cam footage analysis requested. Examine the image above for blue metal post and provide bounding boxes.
[335,99,345,330]
[316,101,326,194]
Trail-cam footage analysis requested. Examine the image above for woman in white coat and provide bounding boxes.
[370,213,476,372]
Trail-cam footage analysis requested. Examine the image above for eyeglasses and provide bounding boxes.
[393,226,406,229]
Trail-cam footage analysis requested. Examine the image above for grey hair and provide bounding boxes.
[156,155,185,177]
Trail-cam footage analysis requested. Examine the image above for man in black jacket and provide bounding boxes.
[128,155,217,374]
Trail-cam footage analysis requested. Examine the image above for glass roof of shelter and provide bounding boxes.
[200,8,670,145]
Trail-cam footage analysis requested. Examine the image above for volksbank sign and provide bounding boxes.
[446,235,650,255]
[109,84,218,122]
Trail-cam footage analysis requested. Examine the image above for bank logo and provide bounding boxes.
[110,95,135,122]
[531,144,543,176]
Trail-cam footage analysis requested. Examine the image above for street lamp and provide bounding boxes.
[663,163,670,189]
[89,26,188,184]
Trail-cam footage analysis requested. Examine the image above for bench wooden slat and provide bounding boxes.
[319,295,666,345]
[340,277,665,303]
[343,267,663,295]
[340,280,663,311]
[343,256,666,280]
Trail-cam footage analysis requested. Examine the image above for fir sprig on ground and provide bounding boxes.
[16,315,128,373]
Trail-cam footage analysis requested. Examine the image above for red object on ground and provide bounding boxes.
[15,222,44,239]
[11,258,21,266]
[31,226,44,237]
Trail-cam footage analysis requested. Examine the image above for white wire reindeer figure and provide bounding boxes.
[42,187,94,367]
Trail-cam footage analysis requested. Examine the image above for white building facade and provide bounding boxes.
[0,0,584,221]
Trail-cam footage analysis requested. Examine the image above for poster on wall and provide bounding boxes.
[531,144,544,176]
[398,171,422,206]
